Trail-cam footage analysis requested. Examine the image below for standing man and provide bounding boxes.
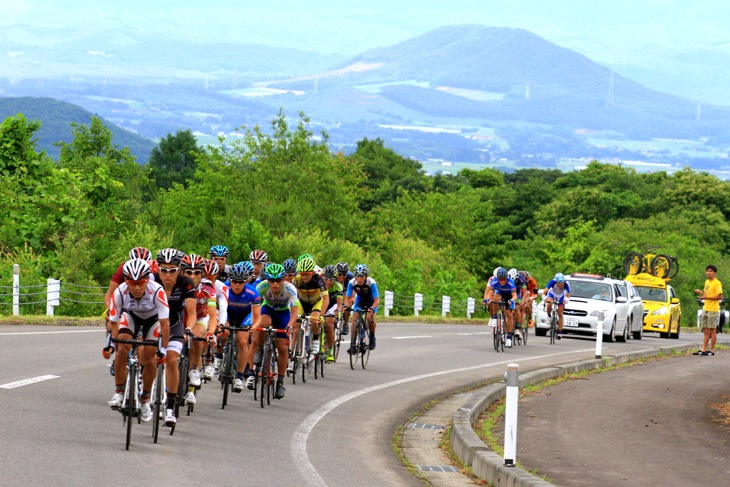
[694,265,723,356]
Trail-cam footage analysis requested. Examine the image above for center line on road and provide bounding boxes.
[0,375,60,389]
[291,347,595,486]
[392,335,433,340]
[0,329,105,336]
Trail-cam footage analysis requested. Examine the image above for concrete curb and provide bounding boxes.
[450,341,720,486]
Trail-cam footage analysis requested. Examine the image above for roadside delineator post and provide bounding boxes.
[441,295,451,318]
[466,297,475,318]
[595,311,605,359]
[12,264,20,316]
[384,291,393,317]
[504,363,519,466]
[414,293,423,316]
[47,279,61,316]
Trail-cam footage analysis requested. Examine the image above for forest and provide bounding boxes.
[1,110,729,323]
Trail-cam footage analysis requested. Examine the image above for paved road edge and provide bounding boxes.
[450,340,730,487]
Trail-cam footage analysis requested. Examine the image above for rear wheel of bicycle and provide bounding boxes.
[125,363,137,450]
[260,344,271,409]
[221,341,235,409]
[493,319,500,352]
[350,323,361,369]
[361,321,370,368]
[334,321,342,362]
[651,254,673,279]
[522,318,529,345]
[267,350,276,405]
[302,335,312,383]
[292,329,303,384]
[152,363,163,443]
[623,252,644,275]
[549,316,557,344]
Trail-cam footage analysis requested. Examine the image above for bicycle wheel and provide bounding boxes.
[492,318,499,352]
[623,252,644,275]
[361,320,370,369]
[651,254,672,279]
[522,315,529,345]
[152,363,163,443]
[221,341,234,409]
[292,329,303,384]
[350,322,361,369]
[668,257,679,279]
[302,332,312,383]
[549,315,557,344]
[333,319,342,362]
[499,315,505,352]
[125,363,137,450]
[268,349,277,405]
[260,342,271,409]
[252,362,259,401]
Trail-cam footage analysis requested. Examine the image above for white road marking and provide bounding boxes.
[0,375,60,389]
[392,335,433,339]
[459,332,489,336]
[291,347,595,486]
[0,329,104,336]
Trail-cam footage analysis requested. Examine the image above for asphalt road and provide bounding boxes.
[0,323,705,486]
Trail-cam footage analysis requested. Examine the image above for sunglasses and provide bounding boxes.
[299,271,314,276]
[184,270,203,276]
[125,279,148,286]
[338,272,348,276]
[159,267,179,274]
[267,278,283,283]
[356,273,367,277]
[230,280,247,285]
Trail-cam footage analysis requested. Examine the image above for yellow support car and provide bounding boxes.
[624,273,681,339]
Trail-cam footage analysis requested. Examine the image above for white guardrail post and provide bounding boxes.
[595,311,605,359]
[414,293,423,316]
[441,295,451,318]
[47,279,61,316]
[504,363,520,466]
[384,290,393,317]
[466,297,475,318]
[12,264,20,316]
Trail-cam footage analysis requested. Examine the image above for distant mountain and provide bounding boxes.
[0,97,156,163]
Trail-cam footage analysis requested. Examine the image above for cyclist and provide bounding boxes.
[345,264,380,351]
[250,263,299,400]
[508,268,526,336]
[483,267,517,347]
[282,258,297,283]
[542,272,571,340]
[210,245,230,282]
[335,262,354,335]
[204,259,228,380]
[180,254,218,405]
[154,248,196,427]
[107,258,170,423]
[249,249,268,286]
[322,265,343,363]
[521,271,539,327]
[291,257,329,368]
[224,261,261,392]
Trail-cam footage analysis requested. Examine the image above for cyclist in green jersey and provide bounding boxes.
[322,265,343,363]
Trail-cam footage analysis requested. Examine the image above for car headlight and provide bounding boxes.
[651,307,668,315]
[590,310,608,317]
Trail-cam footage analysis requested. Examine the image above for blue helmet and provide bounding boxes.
[496,267,508,279]
[229,261,254,281]
[554,272,565,284]
[282,258,297,273]
[353,264,369,276]
[210,245,229,257]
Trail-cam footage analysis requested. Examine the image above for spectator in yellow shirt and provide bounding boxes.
[693,265,723,356]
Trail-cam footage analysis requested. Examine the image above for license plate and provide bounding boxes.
[565,318,579,327]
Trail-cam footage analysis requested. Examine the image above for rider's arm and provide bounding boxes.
[184,297,196,330]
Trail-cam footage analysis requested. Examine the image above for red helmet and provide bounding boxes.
[181,254,205,270]
[128,247,152,261]
[204,259,219,276]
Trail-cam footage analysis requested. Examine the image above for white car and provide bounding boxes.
[535,273,644,342]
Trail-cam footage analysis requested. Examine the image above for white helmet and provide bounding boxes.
[508,268,518,280]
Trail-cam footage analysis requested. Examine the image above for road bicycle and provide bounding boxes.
[255,326,280,408]
[150,360,166,444]
[290,314,312,384]
[314,324,327,380]
[182,334,211,414]
[486,301,507,352]
[111,334,161,450]
[548,307,559,344]
[349,307,371,369]
[331,312,344,362]
[623,246,679,279]
[218,324,247,409]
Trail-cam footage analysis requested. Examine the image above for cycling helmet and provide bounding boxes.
[523,270,530,278]
[297,253,314,263]
[554,272,566,284]
[297,257,316,273]
[493,267,500,277]
[496,267,508,279]
[249,249,268,263]
[335,262,350,274]
[129,247,152,261]
[353,264,369,276]
[181,254,205,270]
[263,263,285,280]
[210,245,229,257]
[323,265,337,279]
[204,259,219,276]
[229,261,254,281]
[508,268,518,280]
[156,248,183,265]
[123,258,151,281]
[282,258,297,273]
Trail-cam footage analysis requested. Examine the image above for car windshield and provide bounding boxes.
[568,280,612,301]
[636,286,666,303]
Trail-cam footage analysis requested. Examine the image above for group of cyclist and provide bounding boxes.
[483,267,571,347]
[103,245,380,429]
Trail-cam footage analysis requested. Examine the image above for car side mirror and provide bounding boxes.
[616,297,627,303]
[671,298,679,304]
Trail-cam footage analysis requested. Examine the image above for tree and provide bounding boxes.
[147,129,202,190]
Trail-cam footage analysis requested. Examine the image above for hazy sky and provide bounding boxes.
[2,0,727,62]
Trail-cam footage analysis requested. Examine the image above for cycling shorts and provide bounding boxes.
[353,298,378,314]
[300,299,323,314]
[546,290,568,305]
[229,312,253,328]
[325,303,339,316]
[118,311,160,342]
[260,305,290,339]
[495,292,515,310]
[168,319,185,354]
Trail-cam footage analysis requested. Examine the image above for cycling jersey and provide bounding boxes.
[213,279,229,326]
[325,281,343,315]
[545,279,571,297]
[346,277,379,310]
[525,277,538,295]
[109,280,169,340]
[227,283,262,326]
[153,273,195,328]
[488,277,516,297]
[292,274,327,305]
[256,281,299,311]
[185,278,216,323]
[512,277,526,300]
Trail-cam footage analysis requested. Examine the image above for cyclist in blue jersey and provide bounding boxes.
[345,264,380,351]
[250,263,299,400]
[224,262,261,392]
[483,267,518,347]
[335,262,355,335]
[542,273,571,340]
[282,258,297,283]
